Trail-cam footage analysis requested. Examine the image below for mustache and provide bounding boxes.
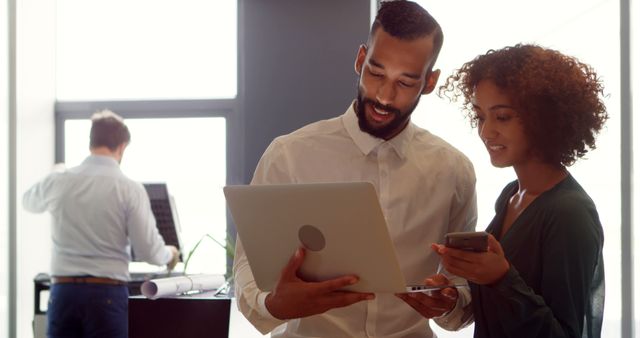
[361,97,403,116]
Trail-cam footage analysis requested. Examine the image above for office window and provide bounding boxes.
[413,1,620,337]
[55,0,237,101]
[64,117,228,274]
[54,0,238,277]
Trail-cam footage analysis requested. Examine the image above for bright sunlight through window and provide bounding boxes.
[55,0,237,100]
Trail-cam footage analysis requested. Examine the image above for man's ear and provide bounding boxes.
[422,69,441,94]
[354,44,367,76]
[117,143,127,157]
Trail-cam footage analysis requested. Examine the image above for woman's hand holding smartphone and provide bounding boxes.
[444,231,489,252]
[434,232,510,285]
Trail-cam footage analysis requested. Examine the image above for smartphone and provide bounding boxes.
[444,231,489,252]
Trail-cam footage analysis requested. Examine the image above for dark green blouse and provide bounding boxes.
[470,174,605,338]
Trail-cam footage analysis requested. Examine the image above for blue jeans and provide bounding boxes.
[47,283,129,338]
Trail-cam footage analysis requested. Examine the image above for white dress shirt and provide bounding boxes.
[23,155,172,282]
[233,103,477,337]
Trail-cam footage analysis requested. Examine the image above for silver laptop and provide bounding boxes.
[224,181,409,293]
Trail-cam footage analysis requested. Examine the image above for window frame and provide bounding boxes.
[620,0,633,336]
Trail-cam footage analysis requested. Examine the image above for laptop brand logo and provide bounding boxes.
[298,225,326,251]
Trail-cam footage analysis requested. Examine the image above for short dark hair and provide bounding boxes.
[369,0,444,70]
[89,110,131,151]
[439,44,608,166]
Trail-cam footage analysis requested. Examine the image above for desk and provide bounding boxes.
[34,274,265,338]
[130,296,265,338]
[129,295,231,338]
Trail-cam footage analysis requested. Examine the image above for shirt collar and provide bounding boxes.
[342,101,415,160]
[83,154,120,167]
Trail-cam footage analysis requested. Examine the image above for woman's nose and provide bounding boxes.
[478,119,497,140]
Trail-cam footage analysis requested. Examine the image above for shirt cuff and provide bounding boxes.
[435,288,464,319]
[433,285,472,330]
[161,245,174,265]
[257,291,280,320]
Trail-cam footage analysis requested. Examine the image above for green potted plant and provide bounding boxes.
[182,234,236,295]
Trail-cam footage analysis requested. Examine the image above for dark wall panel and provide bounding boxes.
[240,0,370,183]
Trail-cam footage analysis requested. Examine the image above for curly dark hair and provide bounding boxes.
[439,44,608,166]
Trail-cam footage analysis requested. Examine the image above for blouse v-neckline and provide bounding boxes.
[492,175,572,241]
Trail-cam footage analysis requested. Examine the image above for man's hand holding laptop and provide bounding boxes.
[264,246,460,320]
[264,247,376,319]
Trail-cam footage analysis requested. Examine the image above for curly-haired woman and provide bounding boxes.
[433,44,607,338]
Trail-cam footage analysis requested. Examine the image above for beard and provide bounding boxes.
[354,85,421,140]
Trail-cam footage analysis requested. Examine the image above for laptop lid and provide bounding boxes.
[224,181,407,293]
[133,183,184,262]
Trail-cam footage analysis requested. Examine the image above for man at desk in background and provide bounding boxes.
[23,110,180,338]
[233,1,477,337]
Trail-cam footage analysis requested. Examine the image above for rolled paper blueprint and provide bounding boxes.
[140,274,226,299]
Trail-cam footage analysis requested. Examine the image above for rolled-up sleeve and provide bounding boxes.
[23,173,59,213]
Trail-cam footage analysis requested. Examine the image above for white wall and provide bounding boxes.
[15,0,56,336]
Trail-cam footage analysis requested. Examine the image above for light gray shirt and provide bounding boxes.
[23,155,172,281]
[234,103,478,337]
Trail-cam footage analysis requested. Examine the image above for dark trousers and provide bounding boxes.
[47,283,129,338]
